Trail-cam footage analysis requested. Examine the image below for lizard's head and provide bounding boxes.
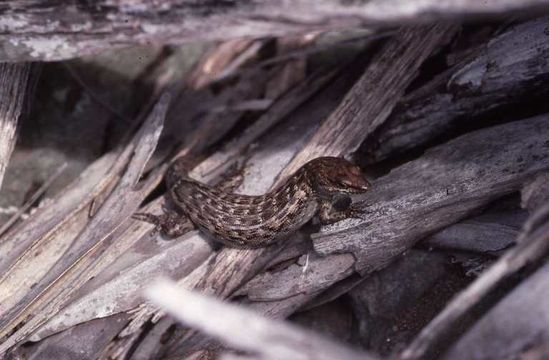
[305,157,371,196]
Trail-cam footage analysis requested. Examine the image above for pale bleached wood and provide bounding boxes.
[0,63,37,189]
[239,253,355,302]
[521,171,549,212]
[28,231,212,342]
[145,279,378,360]
[1,0,547,61]
[0,163,67,238]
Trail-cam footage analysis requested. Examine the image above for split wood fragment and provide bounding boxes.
[0,63,39,189]
[145,279,378,360]
[1,0,548,61]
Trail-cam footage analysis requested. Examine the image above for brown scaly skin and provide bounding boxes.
[133,157,371,248]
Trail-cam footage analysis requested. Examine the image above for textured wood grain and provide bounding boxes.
[0,0,547,61]
[521,171,549,212]
[0,63,37,189]
[423,210,526,253]
[146,279,378,360]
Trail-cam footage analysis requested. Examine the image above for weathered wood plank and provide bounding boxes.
[1,0,547,61]
[0,63,38,189]
[146,279,379,360]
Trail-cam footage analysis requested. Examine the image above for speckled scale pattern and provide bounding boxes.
[137,156,371,248]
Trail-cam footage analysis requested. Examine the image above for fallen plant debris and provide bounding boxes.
[0,2,548,360]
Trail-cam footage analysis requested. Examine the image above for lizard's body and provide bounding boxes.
[135,157,370,248]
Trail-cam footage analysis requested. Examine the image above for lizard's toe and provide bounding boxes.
[346,204,365,219]
[132,212,161,225]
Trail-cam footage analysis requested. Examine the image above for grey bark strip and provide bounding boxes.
[423,209,526,253]
[0,63,37,189]
[1,0,547,61]
[145,279,379,360]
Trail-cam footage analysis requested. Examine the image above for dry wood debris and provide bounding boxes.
[2,0,549,62]
[0,3,548,360]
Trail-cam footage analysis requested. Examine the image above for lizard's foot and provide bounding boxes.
[344,204,364,219]
[132,212,194,239]
[345,202,372,219]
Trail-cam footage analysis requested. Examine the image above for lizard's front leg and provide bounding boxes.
[132,210,194,238]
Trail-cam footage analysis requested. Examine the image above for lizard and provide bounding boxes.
[133,156,371,248]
